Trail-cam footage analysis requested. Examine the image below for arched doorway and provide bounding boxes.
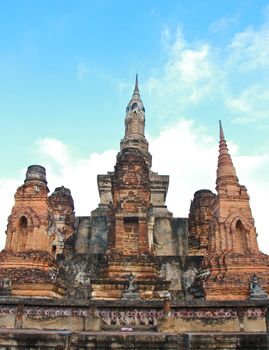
[235,220,247,254]
[17,216,28,251]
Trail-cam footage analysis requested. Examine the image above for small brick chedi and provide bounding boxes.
[0,77,269,349]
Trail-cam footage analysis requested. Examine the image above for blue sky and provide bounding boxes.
[1,0,269,252]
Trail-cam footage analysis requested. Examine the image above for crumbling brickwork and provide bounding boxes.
[202,122,269,300]
[0,166,74,298]
[0,78,269,349]
[110,148,151,256]
[188,189,216,256]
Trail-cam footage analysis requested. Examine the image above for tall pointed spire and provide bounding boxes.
[216,121,239,192]
[124,74,146,135]
[128,73,142,106]
[134,73,139,93]
[120,75,151,166]
[219,120,225,141]
[130,73,141,101]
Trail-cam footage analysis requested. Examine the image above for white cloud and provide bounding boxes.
[228,25,269,71]
[38,148,117,217]
[209,15,239,33]
[38,138,70,165]
[225,86,269,123]
[145,21,269,125]
[149,120,217,214]
[161,25,172,49]
[1,122,269,254]
[144,28,223,120]
[76,61,89,80]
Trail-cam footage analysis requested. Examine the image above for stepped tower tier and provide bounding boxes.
[216,121,239,195]
[108,147,151,256]
[5,165,52,253]
[210,121,259,255]
[49,186,76,257]
[120,74,152,167]
[203,122,269,300]
[188,189,216,256]
[0,165,75,298]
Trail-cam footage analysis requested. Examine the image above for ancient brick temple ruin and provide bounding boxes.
[0,76,269,349]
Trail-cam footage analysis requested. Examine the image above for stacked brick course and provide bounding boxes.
[202,122,269,300]
[0,166,74,298]
[0,78,269,348]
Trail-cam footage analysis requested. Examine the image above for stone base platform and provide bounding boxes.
[91,278,170,300]
[185,333,269,349]
[0,298,268,348]
[204,252,269,300]
[0,250,65,298]
[10,282,65,299]
[0,329,268,349]
[92,254,170,299]
[0,329,183,349]
[98,255,160,280]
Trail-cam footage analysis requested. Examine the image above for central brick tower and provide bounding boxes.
[91,76,170,299]
[109,74,152,256]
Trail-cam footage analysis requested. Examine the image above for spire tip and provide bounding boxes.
[219,120,225,141]
[134,74,139,92]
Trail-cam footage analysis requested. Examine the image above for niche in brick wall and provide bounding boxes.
[123,217,139,255]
